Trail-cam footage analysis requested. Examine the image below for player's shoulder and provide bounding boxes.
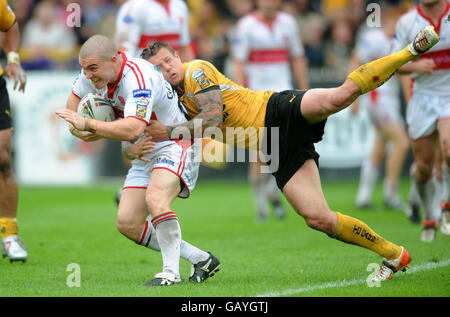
[185,59,218,78]
[0,0,14,18]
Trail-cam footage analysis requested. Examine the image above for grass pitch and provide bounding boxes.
[1,178,449,298]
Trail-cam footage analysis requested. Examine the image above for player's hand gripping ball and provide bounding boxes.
[77,93,115,122]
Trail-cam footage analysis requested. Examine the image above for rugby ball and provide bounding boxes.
[77,93,115,122]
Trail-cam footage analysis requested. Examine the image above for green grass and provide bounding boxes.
[1,178,449,298]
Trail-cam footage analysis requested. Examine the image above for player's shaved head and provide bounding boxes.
[79,35,118,61]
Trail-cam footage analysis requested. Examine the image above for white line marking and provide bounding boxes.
[256,259,450,297]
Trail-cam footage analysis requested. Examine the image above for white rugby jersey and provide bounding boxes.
[355,28,400,99]
[392,2,450,96]
[233,12,304,91]
[72,52,188,150]
[115,0,191,57]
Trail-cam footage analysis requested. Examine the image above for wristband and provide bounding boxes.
[85,117,97,133]
[7,52,20,65]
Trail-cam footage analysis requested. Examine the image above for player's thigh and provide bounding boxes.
[117,187,148,226]
[301,79,359,124]
[282,159,336,233]
[146,168,181,214]
[437,118,450,161]
[0,129,12,164]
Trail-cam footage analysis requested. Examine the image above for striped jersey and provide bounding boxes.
[115,0,190,57]
[232,11,304,91]
[392,2,450,96]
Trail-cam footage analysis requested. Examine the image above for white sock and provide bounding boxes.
[249,171,270,218]
[416,176,441,221]
[138,216,209,264]
[151,211,181,277]
[356,159,379,205]
[383,179,399,203]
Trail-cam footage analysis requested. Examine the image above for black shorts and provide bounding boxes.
[262,90,326,190]
[0,76,12,130]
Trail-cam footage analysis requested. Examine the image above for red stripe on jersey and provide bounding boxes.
[138,33,181,49]
[127,60,146,89]
[248,49,289,63]
[126,62,142,89]
[108,51,127,98]
[416,2,450,34]
[419,49,450,71]
[71,90,81,99]
[127,115,149,125]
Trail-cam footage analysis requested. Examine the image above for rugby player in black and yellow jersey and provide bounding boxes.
[0,0,27,262]
[141,25,440,281]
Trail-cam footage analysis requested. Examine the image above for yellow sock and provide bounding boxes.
[332,212,401,260]
[348,45,415,94]
[0,218,19,239]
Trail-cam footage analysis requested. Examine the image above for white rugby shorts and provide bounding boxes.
[123,140,200,198]
[360,91,403,127]
[406,93,450,140]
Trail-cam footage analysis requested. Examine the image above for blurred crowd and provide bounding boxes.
[4,0,415,80]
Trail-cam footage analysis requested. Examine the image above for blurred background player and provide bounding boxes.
[115,0,194,61]
[393,0,450,241]
[232,0,309,221]
[350,5,411,213]
[0,0,28,262]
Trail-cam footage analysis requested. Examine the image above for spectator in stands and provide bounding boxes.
[20,0,78,70]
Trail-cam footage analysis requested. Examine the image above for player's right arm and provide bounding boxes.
[65,92,101,142]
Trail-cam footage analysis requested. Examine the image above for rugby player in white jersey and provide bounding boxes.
[114,0,196,204]
[350,6,411,213]
[233,0,309,221]
[393,0,450,241]
[56,35,220,286]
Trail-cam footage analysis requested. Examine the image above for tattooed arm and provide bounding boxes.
[146,86,223,141]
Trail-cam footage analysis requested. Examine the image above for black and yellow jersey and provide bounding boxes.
[0,0,16,76]
[181,59,275,148]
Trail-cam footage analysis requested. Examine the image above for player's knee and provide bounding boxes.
[145,193,169,215]
[331,80,360,111]
[116,219,139,241]
[304,212,334,235]
[414,160,433,182]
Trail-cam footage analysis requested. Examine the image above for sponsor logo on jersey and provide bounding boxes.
[136,105,147,118]
[133,89,152,98]
[155,157,175,166]
[192,68,211,90]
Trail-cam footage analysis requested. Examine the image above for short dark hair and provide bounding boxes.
[140,42,175,60]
